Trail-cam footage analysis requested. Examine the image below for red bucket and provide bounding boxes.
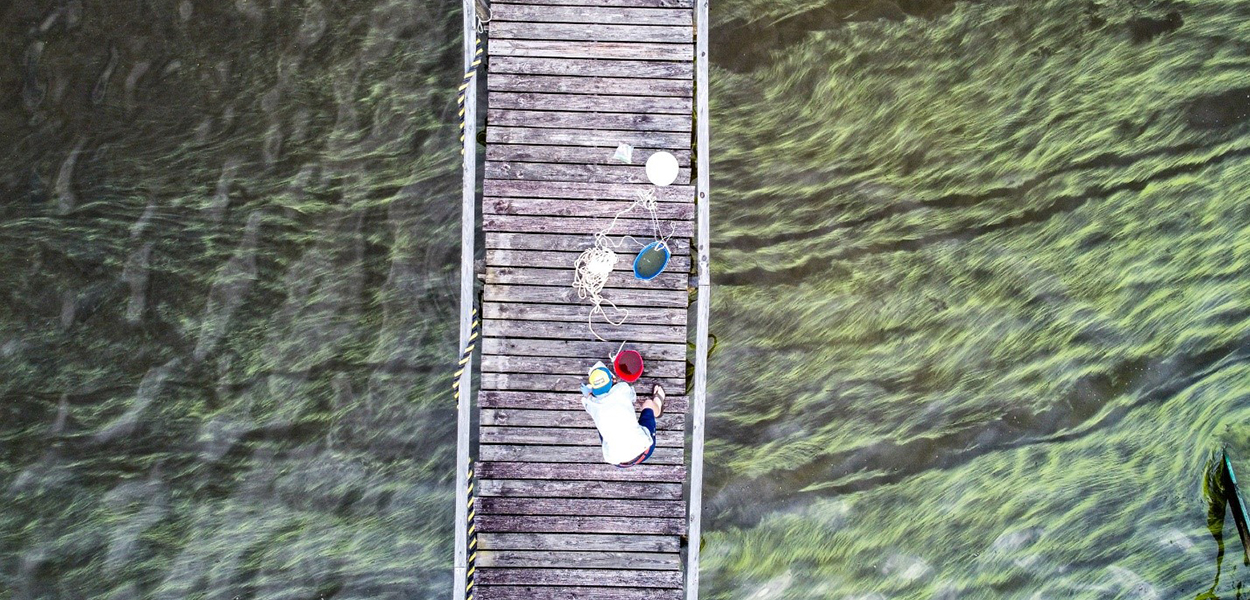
[613,349,644,383]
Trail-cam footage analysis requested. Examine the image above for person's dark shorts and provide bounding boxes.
[616,408,657,468]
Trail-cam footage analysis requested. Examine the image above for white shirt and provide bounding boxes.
[582,382,654,464]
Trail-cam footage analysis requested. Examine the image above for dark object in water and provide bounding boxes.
[633,241,670,281]
[1223,449,1250,555]
[1129,11,1183,44]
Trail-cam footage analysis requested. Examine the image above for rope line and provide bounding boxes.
[466,464,478,600]
[572,189,674,342]
[457,27,483,155]
[452,302,480,599]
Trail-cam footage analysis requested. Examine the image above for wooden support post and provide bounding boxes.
[454,0,478,599]
[688,0,711,598]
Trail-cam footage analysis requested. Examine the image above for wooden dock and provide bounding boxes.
[454,0,711,598]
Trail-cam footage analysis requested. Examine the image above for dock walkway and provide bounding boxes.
[455,0,710,598]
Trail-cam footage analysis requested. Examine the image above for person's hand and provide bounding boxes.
[580,383,593,397]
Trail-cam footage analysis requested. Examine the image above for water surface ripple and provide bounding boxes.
[3,1,1250,599]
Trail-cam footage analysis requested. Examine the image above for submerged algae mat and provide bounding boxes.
[703,0,1250,598]
[1,0,468,597]
[3,0,1250,598]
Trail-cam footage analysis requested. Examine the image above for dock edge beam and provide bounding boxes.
[453,0,478,599]
[688,0,711,598]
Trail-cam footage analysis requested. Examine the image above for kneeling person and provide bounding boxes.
[580,362,666,468]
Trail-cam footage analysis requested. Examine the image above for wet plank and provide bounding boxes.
[479,390,689,413]
[490,92,692,114]
[484,214,694,238]
[487,109,692,132]
[483,181,694,202]
[481,301,687,327]
[477,461,687,483]
[489,39,693,62]
[479,407,684,430]
[490,57,692,79]
[476,515,687,535]
[477,478,684,499]
[487,145,692,167]
[480,444,684,465]
[480,427,684,448]
[484,247,690,273]
[476,567,684,588]
[492,4,694,26]
[477,550,681,570]
[490,22,692,44]
[478,532,680,552]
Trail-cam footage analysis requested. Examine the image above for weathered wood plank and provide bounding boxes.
[490,57,693,79]
[477,515,687,536]
[477,550,681,570]
[491,92,692,114]
[478,532,680,552]
[480,444,684,465]
[479,497,685,517]
[479,390,689,413]
[480,246,690,272]
[490,22,692,44]
[485,162,692,185]
[477,587,683,600]
[487,126,690,150]
[477,478,683,499]
[480,408,683,429]
[480,336,687,360]
[484,194,694,219]
[488,109,691,133]
[479,427,684,448]
[482,284,688,309]
[484,213,693,239]
[482,318,689,344]
[484,265,688,291]
[489,75,691,99]
[482,246,695,273]
[477,461,687,483]
[493,0,692,7]
[482,373,687,395]
[482,302,690,330]
[486,233,689,255]
[483,180,694,202]
[690,0,711,591]
[488,145,691,170]
[489,39,693,62]
[476,567,684,588]
[492,4,693,25]
[485,248,691,271]
[488,145,692,167]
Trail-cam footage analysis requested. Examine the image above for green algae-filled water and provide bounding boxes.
[4,0,1250,598]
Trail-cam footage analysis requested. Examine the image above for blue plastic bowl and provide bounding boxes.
[633,241,671,281]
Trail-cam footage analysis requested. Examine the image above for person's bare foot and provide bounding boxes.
[642,384,665,417]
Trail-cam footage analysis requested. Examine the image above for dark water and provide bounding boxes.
[4,0,1250,598]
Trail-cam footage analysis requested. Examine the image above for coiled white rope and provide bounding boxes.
[572,188,672,342]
